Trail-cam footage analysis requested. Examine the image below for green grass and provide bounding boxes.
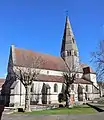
[24,105,97,115]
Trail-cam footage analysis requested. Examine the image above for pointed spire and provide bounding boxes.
[61,16,78,55]
[60,16,79,69]
[65,16,74,37]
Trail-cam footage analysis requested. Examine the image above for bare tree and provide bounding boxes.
[91,40,104,97]
[91,40,104,81]
[63,62,76,108]
[15,56,46,112]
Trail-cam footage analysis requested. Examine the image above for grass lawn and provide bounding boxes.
[24,105,97,115]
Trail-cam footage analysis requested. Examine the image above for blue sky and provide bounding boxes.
[0,0,104,78]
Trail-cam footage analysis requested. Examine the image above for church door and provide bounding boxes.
[42,83,51,104]
[78,85,83,101]
[42,83,47,104]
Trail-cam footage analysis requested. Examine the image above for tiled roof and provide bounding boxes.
[14,48,67,71]
[36,75,64,82]
[13,47,95,74]
[0,78,5,88]
[35,74,92,84]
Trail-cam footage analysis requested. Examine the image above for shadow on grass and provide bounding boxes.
[87,103,104,112]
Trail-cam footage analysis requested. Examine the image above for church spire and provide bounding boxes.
[60,16,79,69]
[61,16,78,55]
[65,16,74,37]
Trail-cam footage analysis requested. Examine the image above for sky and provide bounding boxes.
[0,0,104,78]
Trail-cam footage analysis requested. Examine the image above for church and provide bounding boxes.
[1,16,100,107]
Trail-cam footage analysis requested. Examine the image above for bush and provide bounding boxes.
[58,93,66,103]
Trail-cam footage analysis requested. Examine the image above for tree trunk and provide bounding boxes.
[25,85,31,112]
[65,94,70,107]
[65,85,70,108]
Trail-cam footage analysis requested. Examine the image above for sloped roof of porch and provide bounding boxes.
[36,74,92,84]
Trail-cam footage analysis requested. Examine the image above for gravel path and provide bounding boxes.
[1,112,104,120]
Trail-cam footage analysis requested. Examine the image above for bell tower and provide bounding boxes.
[60,16,79,70]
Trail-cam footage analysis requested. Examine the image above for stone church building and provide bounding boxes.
[1,16,100,107]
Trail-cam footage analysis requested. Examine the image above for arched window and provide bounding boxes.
[69,51,71,56]
[67,51,71,56]
[86,85,88,92]
[54,84,58,92]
